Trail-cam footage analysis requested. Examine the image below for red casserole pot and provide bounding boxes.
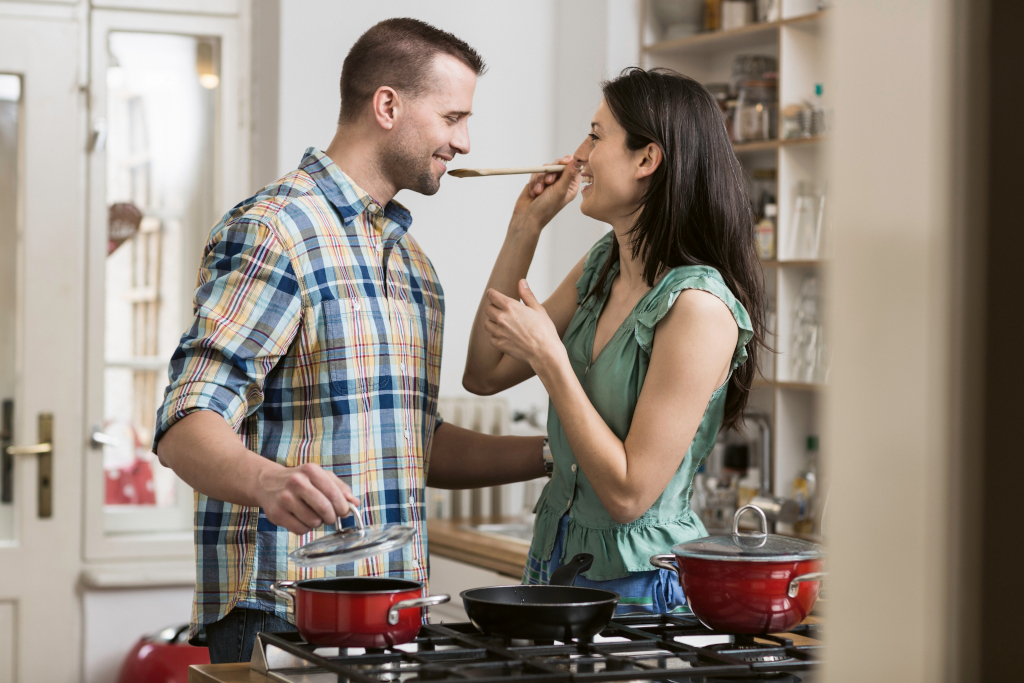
[651,504,825,634]
[273,577,448,647]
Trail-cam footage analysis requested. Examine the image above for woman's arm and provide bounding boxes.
[463,157,583,395]
[484,286,739,524]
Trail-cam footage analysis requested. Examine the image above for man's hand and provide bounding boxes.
[255,463,361,535]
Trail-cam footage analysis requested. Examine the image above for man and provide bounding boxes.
[155,18,567,663]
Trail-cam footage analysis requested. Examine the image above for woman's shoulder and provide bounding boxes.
[634,265,753,359]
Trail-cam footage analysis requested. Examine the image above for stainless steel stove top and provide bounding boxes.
[251,614,822,682]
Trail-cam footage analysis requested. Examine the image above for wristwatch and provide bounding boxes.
[542,437,553,478]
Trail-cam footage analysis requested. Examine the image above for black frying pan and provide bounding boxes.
[460,553,619,642]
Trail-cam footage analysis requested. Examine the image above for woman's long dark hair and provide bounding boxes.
[591,67,768,430]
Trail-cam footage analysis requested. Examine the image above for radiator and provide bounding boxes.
[427,397,544,520]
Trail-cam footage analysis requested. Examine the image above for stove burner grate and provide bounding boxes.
[254,613,822,682]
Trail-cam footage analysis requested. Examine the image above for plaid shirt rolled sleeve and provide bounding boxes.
[155,149,444,641]
[158,218,302,434]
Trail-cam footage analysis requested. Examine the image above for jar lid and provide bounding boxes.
[288,505,415,568]
[671,505,824,562]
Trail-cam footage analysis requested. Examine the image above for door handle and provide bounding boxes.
[2,413,53,518]
[90,428,119,448]
[5,443,52,455]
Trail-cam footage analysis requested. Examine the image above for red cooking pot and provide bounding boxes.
[651,504,825,634]
[272,577,448,647]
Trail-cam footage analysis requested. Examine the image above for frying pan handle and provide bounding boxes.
[387,594,450,625]
[549,552,594,586]
[787,571,827,598]
[271,580,296,606]
[650,554,680,577]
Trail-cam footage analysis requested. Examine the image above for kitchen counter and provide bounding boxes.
[426,517,531,578]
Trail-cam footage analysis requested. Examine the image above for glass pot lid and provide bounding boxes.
[288,504,415,568]
[671,504,825,562]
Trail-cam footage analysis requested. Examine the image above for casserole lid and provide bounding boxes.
[671,505,824,562]
[288,504,415,568]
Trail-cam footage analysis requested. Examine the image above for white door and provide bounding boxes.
[0,10,87,683]
[83,9,247,562]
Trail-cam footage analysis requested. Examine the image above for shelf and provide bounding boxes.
[775,381,826,392]
[733,135,827,154]
[775,259,829,268]
[642,11,829,55]
[752,378,826,392]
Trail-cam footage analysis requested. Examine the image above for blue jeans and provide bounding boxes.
[525,514,688,616]
[204,607,297,664]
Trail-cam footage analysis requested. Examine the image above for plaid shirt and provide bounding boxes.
[154,148,444,640]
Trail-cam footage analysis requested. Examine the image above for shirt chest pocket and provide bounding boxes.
[321,298,390,396]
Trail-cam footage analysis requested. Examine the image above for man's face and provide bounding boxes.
[380,53,476,196]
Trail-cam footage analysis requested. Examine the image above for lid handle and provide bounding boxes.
[733,504,769,542]
[336,503,364,532]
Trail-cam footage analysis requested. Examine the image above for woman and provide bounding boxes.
[463,68,767,614]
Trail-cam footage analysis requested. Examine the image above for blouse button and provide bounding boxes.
[571,463,577,473]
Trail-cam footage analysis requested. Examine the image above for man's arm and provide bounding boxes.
[426,422,545,489]
[154,218,357,535]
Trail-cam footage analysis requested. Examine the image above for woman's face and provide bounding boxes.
[573,99,647,225]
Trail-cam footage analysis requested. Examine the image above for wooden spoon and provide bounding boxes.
[447,165,566,178]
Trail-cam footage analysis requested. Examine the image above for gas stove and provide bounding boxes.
[250,613,822,682]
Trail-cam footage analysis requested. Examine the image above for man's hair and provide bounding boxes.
[339,18,486,124]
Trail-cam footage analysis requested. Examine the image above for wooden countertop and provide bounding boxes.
[426,517,531,578]
[189,663,270,683]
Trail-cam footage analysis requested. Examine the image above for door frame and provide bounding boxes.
[0,8,87,683]
[83,7,250,561]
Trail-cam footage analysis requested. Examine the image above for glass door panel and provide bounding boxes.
[0,74,20,542]
[100,32,219,534]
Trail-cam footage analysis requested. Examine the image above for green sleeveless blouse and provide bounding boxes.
[531,232,754,580]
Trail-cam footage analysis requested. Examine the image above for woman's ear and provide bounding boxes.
[635,143,663,180]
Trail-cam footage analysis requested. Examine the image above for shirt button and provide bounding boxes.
[408,494,416,505]
[571,463,577,473]
[352,301,361,311]
[400,362,406,373]
[413,559,420,568]
[404,429,411,440]
[376,241,383,252]
[367,202,379,213]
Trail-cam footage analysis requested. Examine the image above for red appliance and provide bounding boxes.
[117,624,209,683]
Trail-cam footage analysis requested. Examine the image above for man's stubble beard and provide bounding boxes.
[379,130,440,197]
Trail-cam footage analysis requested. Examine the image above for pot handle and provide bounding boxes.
[733,504,769,542]
[387,594,450,626]
[787,571,827,598]
[271,580,296,606]
[649,554,680,577]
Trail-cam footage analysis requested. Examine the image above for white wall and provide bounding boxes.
[277,0,640,414]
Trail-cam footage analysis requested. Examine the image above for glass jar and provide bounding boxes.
[733,79,777,142]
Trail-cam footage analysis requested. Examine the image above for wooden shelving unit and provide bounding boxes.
[641,1,830,525]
